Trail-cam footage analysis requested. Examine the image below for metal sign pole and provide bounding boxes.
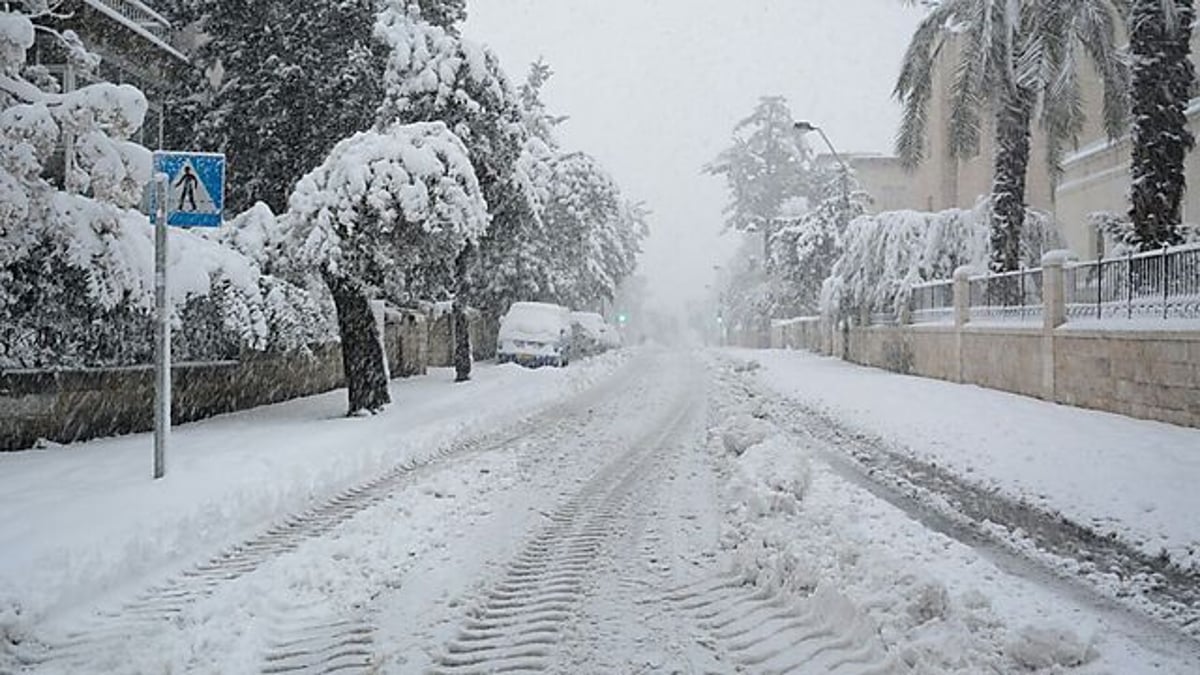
[154,172,170,479]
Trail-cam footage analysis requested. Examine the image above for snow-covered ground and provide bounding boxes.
[733,348,1200,573]
[3,348,1198,673]
[0,355,627,639]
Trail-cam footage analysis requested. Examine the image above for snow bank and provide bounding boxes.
[706,357,1164,672]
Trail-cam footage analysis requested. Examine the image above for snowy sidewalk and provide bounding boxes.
[733,348,1200,572]
[0,355,626,633]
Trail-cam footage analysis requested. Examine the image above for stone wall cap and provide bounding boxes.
[953,265,979,280]
[1041,249,1076,266]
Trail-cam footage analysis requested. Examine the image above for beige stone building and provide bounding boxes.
[843,153,921,214]
[884,31,1200,261]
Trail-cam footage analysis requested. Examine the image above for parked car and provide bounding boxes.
[569,311,608,358]
[570,311,622,358]
[497,302,572,367]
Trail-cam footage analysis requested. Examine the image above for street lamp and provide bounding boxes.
[793,120,852,224]
[795,120,855,348]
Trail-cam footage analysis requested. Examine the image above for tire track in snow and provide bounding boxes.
[428,386,698,673]
[8,359,650,674]
[620,361,905,675]
[258,597,375,675]
[658,574,903,674]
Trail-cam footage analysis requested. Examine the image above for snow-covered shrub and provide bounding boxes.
[1090,210,1200,255]
[0,9,336,368]
[821,200,1060,318]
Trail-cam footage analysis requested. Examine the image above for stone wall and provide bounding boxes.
[960,327,1045,399]
[0,346,344,451]
[1,299,508,451]
[775,319,1200,428]
[426,309,489,368]
[1054,329,1200,428]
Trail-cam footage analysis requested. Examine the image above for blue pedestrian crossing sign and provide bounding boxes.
[151,151,225,228]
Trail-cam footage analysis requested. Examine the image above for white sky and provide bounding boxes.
[463,0,925,315]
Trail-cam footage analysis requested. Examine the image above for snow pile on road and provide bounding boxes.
[708,363,1117,673]
[0,351,633,642]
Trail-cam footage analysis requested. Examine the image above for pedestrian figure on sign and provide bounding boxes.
[176,166,198,211]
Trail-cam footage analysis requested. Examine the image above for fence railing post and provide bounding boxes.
[1126,250,1134,319]
[953,266,972,328]
[1162,244,1170,319]
[1042,250,1069,330]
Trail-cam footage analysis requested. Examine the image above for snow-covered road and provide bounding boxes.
[4,349,1200,673]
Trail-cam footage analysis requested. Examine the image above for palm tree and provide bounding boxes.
[895,0,1129,272]
[1128,0,1196,249]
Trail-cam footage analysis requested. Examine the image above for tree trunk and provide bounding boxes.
[988,91,1033,307]
[1129,0,1195,250]
[990,92,1033,274]
[327,275,391,415]
[452,245,473,383]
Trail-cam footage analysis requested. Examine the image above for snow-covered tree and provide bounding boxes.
[1128,0,1196,249]
[413,0,468,32]
[0,9,338,368]
[705,96,817,244]
[542,152,647,310]
[896,0,1128,273]
[376,4,543,377]
[163,0,387,215]
[821,201,1058,319]
[768,166,869,316]
[288,121,488,414]
[1090,210,1200,254]
[519,58,567,148]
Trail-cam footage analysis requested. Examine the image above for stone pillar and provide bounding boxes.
[1040,250,1071,403]
[953,266,973,328]
[952,266,974,384]
[1041,250,1070,331]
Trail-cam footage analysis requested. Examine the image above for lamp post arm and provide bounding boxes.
[814,127,851,174]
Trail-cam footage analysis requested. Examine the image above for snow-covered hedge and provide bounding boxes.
[0,10,335,368]
[821,201,1059,317]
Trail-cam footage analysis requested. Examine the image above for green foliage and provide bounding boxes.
[162,0,388,215]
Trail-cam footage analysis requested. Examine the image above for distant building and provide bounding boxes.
[842,153,927,214]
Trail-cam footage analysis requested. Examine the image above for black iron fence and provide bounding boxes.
[859,243,1199,327]
[968,268,1044,322]
[908,279,956,324]
[1065,244,1200,321]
